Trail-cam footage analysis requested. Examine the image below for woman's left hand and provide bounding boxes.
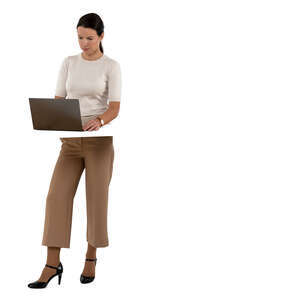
[83,118,101,131]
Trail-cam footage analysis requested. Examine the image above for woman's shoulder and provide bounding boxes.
[65,53,79,63]
[103,54,120,66]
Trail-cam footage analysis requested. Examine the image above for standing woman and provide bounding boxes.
[28,13,121,288]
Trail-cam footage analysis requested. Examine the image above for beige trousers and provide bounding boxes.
[41,136,114,248]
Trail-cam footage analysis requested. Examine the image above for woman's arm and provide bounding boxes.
[82,101,120,131]
[97,101,120,124]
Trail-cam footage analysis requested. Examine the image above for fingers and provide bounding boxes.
[87,125,100,131]
[84,124,99,131]
[83,120,100,131]
[83,120,94,130]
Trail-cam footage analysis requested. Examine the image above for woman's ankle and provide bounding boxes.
[46,246,61,266]
[86,243,96,258]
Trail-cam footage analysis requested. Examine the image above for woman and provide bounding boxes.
[28,13,121,288]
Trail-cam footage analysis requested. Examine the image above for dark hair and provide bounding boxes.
[76,13,104,53]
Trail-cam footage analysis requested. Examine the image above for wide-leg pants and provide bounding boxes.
[41,136,114,248]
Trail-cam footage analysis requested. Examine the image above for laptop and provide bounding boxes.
[29,98,83,131]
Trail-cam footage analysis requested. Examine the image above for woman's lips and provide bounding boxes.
[83,48,89,50]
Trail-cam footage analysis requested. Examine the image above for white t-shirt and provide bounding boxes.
[35,52,121,137]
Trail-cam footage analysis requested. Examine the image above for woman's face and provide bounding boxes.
[77,26,104,54]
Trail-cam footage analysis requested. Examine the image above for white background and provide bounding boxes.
[0,0,299,299]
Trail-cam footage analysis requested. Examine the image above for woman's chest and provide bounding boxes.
[66,63,108,94]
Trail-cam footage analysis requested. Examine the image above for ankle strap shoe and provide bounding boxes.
[80,257,97,284]
[28,262,63,288]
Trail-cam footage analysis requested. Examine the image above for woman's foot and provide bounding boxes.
[82,243,97,277]
[28,262,63,288]
[81,257,96,277]
[37,262,60,282]
[36,246,61,282]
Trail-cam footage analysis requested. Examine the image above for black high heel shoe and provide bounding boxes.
[80,258,97,284]
[28,262,63,288]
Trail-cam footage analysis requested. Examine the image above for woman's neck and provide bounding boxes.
[81,50,103,61]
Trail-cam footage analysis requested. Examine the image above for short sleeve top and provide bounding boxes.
[53,52,121,137]
[55,52,121,117]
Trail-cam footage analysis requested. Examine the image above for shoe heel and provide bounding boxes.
[58,273,62,285]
